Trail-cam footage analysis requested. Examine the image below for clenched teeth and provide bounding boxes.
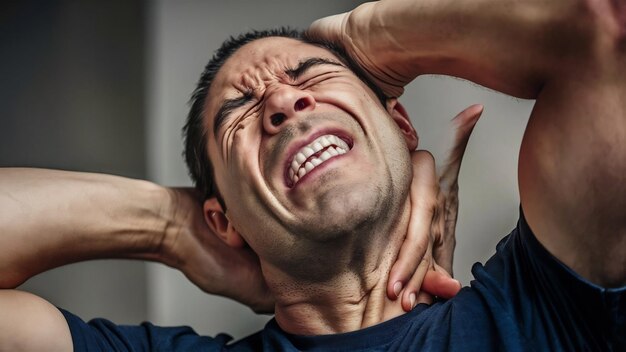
[288,134,350,185]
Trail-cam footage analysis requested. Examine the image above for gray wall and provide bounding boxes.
[3,0,534,340]
[1,1,148,323]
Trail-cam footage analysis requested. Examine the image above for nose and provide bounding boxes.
[263,86,316,134]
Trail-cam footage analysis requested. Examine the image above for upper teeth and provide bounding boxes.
[289,134,350,185]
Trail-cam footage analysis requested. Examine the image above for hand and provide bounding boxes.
[161,188,273,313]
[389,105,483,311]
[308,1,416,98]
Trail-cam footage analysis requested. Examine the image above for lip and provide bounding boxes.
[283,128,353,188]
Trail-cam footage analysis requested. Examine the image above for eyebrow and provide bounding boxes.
[213,57,344,137]
[285,57,344,81]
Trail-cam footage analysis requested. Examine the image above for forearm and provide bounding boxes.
[0,168,172,287]
[352,0,592,98]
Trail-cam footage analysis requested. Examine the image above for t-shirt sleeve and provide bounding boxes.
[59,308,232,352]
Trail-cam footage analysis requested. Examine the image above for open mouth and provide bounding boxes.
[286,134,352,187]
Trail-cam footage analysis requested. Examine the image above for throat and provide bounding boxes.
[270,228,409,335]
[273,269,407,335]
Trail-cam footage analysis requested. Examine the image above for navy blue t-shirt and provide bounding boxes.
[60,211,625,351]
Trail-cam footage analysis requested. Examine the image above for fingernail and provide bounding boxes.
[393,281,403,297]
[455,280,462,288]
[409,293,416,309]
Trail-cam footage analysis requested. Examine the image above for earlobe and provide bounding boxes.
[387,99,418,150]
[203,198,246,248]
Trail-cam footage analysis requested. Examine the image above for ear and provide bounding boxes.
[203,198,246,248]
[386,98,418,150]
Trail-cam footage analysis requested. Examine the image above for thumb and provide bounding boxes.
[440,104,483,187]
[421,264,462,299]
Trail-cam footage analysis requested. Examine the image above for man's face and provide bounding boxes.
[204,37,414,272]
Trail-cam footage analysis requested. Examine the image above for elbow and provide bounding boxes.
[579,0,626,53]
[537,0,626,73]
[0,270,27,289]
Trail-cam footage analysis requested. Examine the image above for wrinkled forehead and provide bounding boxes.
[205,37,342,118]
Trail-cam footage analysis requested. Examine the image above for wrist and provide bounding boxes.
[118,179,176,264]
[346,1,418,97]
[157,187,204,270]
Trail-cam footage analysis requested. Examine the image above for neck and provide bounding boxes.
[268,199,411,335]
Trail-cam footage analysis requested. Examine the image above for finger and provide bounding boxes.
[434,105,483,274]
[387,224,429,301]
[421,264,462,299]
[387,227,429,301]
[400,250,433,311]
[439,104,483,189]
[386,151,438,299]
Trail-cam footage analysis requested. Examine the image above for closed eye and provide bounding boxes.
[298,71,341,90]
[285,57,344,82]
[213,91,254,137]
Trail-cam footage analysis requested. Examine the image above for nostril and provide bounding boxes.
[294,98,310,111]
[270,113,286,126]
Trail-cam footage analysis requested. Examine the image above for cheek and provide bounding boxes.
[217,126,261,203]
[316,77,376,99]
[314,81,383,117]
[230,114,263,165]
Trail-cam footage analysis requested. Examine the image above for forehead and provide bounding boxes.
[216,36,338,88]
[206,37,342,113]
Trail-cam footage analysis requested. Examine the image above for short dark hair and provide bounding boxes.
[183,27,387,209]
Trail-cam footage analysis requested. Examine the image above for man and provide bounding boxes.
[2,0,625,351]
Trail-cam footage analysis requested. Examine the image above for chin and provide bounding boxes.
[297,182,394,242]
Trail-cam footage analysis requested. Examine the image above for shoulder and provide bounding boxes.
[0,290,73,352]
[462,213,626,350]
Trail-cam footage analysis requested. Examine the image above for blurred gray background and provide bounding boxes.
[1,0,532,339]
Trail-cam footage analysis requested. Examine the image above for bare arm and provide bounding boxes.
[311,0,626,286]
[518,18,626,287]
[0,168,170,287]
[311,0,588,99]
